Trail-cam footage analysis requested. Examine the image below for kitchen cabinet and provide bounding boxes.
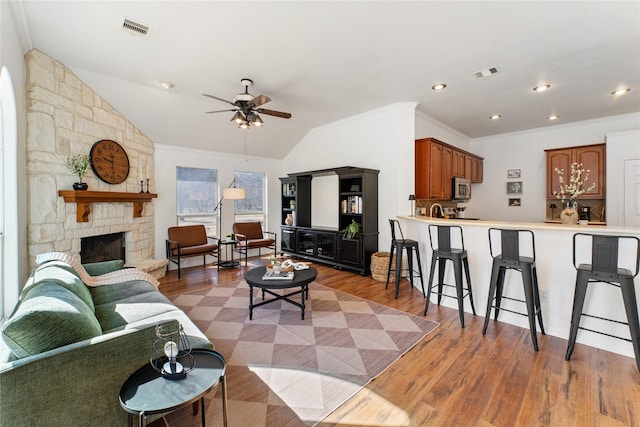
[415,138,484,199]
[545,143,605,199]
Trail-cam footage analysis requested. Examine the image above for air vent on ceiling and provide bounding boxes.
[122,18,151,37]
[474,67,498,79]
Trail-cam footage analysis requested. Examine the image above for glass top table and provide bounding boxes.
[119,348,227,427]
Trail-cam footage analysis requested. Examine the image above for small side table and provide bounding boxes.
[120,348,228,427]
[218,240,239,269]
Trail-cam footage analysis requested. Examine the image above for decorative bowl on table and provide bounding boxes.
[267,263,294,273]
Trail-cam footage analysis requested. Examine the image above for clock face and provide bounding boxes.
[89,140,130,184]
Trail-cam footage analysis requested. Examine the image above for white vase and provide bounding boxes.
[560,201,578,224]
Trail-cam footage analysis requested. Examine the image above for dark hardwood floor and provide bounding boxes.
[158,258,640,427]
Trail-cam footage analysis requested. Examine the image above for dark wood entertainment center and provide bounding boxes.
[279,166,379,275]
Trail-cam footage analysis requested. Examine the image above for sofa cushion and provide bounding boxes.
[91,281,179,332]
[1,282,102,358]
[83,259,125,276]
[29,261,95,311]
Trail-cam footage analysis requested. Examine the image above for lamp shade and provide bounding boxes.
[223,187,246,200]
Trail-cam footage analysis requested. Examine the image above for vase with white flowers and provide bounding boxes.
[553,162,596,224]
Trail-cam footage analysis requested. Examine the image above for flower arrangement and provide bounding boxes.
[553,162,596,205]
[65,154,90,183]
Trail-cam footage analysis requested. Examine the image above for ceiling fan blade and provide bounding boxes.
[205,109,238,114]
[258,108,292,119]
[202,93,236,106]
[249,94,271,108]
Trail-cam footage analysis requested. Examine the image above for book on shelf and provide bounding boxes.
[262,270,295,280]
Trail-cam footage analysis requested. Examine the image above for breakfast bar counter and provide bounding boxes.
[398,215,639,358]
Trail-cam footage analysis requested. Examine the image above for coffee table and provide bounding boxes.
[244,266,318,320]
[119,348,228,427]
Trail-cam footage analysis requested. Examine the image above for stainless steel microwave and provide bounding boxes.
[452,177,471,200]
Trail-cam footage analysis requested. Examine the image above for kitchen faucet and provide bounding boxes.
[430,203,444,218]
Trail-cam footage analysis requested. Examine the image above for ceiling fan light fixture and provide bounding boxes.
[231,111,245,124]
[238,120,249,129]
[252,114,264,127]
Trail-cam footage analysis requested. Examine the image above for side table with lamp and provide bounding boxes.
[119,324,228,427]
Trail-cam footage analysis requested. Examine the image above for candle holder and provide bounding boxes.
[145,178,150,193]
[139,180,144,193]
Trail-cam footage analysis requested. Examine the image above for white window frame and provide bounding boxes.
[175,166,218,238]
[233,171,266,227]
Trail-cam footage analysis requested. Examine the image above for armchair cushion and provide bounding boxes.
[233,222,265,240]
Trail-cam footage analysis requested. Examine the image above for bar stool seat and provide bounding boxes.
[424,224,476,327]
[482,228,545,351]
[386,219,425,299]
[565,233,640,371]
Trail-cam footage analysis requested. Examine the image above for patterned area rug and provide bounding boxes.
[169,278,438,426]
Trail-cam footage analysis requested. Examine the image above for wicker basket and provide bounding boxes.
[371,251,395,282]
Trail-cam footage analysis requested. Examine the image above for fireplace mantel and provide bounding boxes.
[58,190,158,222]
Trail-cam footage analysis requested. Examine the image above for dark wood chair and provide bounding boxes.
[232,222,277,266]
[166,225,219,278]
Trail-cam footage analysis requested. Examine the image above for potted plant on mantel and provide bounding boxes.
[65,154,90,191]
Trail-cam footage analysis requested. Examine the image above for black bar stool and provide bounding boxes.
[386,219,425,299]
[565,233,640,371]
[482,228,545,351]
[424,224,476,327]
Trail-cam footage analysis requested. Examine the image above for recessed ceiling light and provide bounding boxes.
[490,114,501,120]
[159,81,175,90]
[432,83,447,91]
[533,84,551,92]
[547,115,560,120]
[611,88,631,96]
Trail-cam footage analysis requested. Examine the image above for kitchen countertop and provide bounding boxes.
[400,215,637,235]
[396,213,639,359]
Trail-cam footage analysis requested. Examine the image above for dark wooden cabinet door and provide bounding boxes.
[442,146,453,199]
[338,236,363,268]
[546,149,572,198]
[464,155,473,181]
[575,145,605,198]
[429,142,444,198]
[452,150,465,178]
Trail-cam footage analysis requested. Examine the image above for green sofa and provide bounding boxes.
[0,259,212,427]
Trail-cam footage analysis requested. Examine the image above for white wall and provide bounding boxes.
[605,129,640,226]
[154,144,283,269]
[283,102,417,249]
[1,1,28,286]
[468,113,640,222]
[415,109,471,151]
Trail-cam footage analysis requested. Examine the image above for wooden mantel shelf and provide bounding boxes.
[58,190,158,222]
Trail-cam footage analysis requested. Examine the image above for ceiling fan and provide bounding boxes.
[203,78,292,128]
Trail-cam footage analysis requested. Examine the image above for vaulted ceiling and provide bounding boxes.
[14,1,640,159]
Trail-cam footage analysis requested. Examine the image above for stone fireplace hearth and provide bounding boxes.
[26,49,161,275]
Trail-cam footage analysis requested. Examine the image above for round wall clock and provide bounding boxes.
[89,139,130,184]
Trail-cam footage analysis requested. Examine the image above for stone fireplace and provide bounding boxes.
[80,232,126,264]
[25,49,164,276]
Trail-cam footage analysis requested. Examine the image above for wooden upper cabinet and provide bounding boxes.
[452,150,465,178]
[545,143,605,199]
[415,137,483,200]
[429,142,444,199]
[464,155,473,181]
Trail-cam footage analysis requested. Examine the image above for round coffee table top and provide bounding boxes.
[244,265,318,289]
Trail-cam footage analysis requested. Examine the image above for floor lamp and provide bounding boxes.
[215,180,246,240]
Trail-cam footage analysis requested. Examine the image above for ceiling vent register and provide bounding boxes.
[122,18,151,37]
[474,67,499,79]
